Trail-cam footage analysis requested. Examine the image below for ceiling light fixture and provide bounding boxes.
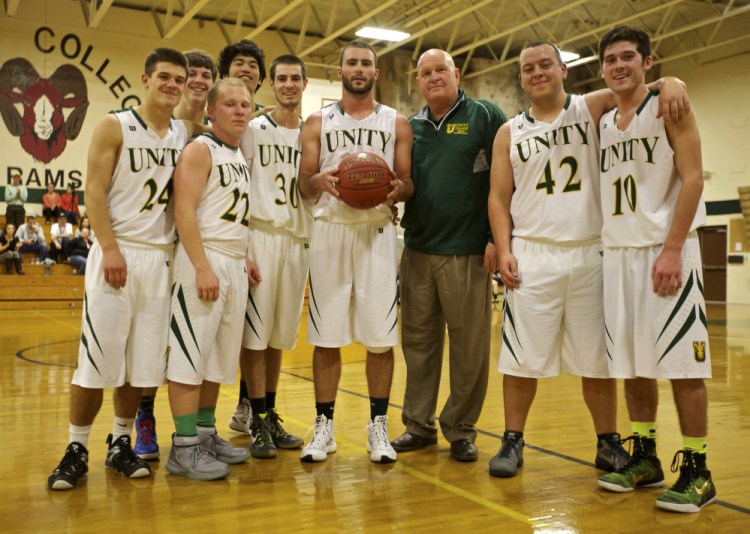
[560,50,581,62]
[355,27,410,42]
[566,55,598,68]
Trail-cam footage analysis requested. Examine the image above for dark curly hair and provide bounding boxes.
[217,40,266,91]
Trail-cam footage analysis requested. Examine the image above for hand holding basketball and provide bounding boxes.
[335,152,394,210]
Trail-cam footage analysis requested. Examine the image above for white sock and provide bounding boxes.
[112,416,135,441]
[69,424,92,448]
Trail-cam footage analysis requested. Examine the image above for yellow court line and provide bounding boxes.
[257,407,534,527]
[30,309,81,332]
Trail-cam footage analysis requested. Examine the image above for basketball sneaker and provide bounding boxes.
[367,415,397,463]
[267,407,304,449]
[229,398,252,435]
[199,429,250,464]
[598,436,664,492]
[134,410,159,460]
[166,434,229,480]
[300,414,336,462]
[250,414,278,459]
[48,442,89,490]
[656,450,716,513]
[595,432,631,472]
[489,431,524,478]
[105,434,151,478]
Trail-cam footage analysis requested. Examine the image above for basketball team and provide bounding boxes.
[45,24,715,514]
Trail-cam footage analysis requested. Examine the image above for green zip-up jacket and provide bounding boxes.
[402,90,505,255]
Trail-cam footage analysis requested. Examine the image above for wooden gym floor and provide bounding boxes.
[1,302,749,533]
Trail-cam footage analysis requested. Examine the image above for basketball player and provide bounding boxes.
[134,49,217,461]
[166,78,254,480]
[596,25,715,513]
[217,39,273,432]
[174,49,217,123]
[297,41,413,463]
[218,39,267,111]
[47,48,201,490]
[236,55,309,458]
[487,42,690,477]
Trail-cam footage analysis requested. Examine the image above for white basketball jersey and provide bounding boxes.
[314,102,396,224]
[600,92,706,247]
[509,94,602,242]
[240,114,311,239]
[192,133,251,256]
[107,109,187,245]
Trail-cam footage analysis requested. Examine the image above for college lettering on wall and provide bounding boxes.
[1,26,140,192]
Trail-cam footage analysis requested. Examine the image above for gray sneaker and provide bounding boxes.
[199,429,250,464]
[229,399,252,435]
[166,434,229,480]
[250,414,278,459]
[595,433,631,472]
[489,432,524,478]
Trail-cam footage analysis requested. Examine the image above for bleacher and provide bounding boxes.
[0,214,85,310]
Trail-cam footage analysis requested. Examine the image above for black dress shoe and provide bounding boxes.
[450,439,478,462]
[390,432,438,452]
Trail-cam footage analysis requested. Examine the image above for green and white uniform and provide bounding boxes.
[308,102,398,349]
[600,91,710,379]
[73,109,186,389]
[240,113,311,350]
[168,133,251,385]
[500,94,609,379]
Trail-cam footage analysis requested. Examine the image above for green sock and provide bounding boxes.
[683,436,707,454]
[631,421,656,440]
[197,406,216,428]
[173,413,198,436]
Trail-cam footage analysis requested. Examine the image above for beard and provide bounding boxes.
[342,75,375,95]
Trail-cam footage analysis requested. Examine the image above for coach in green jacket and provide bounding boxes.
[393,48,505,462]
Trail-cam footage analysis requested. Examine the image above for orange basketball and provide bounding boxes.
[335,152,393,210]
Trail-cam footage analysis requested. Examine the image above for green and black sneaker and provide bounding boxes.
[250,413,278,459]
[598,435,664,493]
[656,449,716,513]
[267,408,303,450]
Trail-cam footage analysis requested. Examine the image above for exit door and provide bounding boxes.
[697,225,727,302]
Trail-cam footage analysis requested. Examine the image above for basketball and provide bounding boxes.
[335,152,393,210]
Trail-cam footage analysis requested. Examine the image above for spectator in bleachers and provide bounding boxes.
[4,171,27,228]
[49,213,74,263]
[60,184,80,225]
[1,223,24,274]
[16,211,47,263]
[75,214,95,242]
[42,183,62,224]
[68,227,91,275]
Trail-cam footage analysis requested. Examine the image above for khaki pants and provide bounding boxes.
[399,248,491,442]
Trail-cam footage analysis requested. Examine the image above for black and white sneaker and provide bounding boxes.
[105,434,151,478]
[48,442,89,490]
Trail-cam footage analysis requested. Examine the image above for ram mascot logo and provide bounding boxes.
[0,58,89,163]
